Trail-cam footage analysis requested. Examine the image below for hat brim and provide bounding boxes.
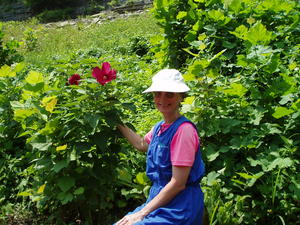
[143,82,190,93]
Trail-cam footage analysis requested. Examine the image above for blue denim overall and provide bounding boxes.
[116,116,205,225]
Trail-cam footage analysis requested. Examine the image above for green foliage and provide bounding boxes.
[4,58,127,223]
[129,36,151,57]
[36,7,76,23]
[0,23,23,66]
[23,0,80,13]
[23,26,38,51]
[0,12,160,222]
[153,0,300,224]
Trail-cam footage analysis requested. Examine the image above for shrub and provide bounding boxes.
[0,23,23,66]
[129,36,151,57]
[23,0,80,13]
[152,0,300,224]
[36,7,75,23]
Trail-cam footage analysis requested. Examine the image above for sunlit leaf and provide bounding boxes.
[40,119,59,135]
[247,22,273,45]
[208,10,225,21]
[288,62,297,71]
[230,25,248,40]
[25,71,44,85]
[209,49,226,62]
[222,83,248,97]
[135,172,149,185]
[13,108,37,122]
[182,96,195,105]
[45,97,58,113]
[231,179,246,186]
[272,107,294,119]
[206,171,221,186]
[177,11,187,20]
[0,65,16,77]
[17,191,32,197]
[14,62,26,73]
[56,144,67,152]
[37,184,46,194]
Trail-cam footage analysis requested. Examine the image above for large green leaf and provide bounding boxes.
[57,176,75,193]
[272,107,294,119]
[25,71,44,85]
[53,160,69,173]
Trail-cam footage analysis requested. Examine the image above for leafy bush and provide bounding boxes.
[23,0,80,13]
[0,23,23,66]
[129,36,151,57]
[36,7,75,23]
[152,0,300,224]
[7,60,125,223]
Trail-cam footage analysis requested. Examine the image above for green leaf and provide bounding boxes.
[13,108,37,122]
[247,22,273,45]
[231,179,246,186]
[208,10,225,21]
[14,62,26,73]
[206,171,220,186]
[222,83,248,97]
[74,187,84,195]
[264,54,280,73]
[84,114,100,131]
[0,65,16,77]
[272,107,294,119]
[267,158,293,171]
[39,119,59,135]
[182,96,195,105]
[57,176,75,192]
[205,144,220,162]
[225,0,242,13]
[17,191,32,197]
[135,172,149,185]
[57,191,73,205]
[53,160,69,173]
[236,172,257,180]
[182,48,199,57]
[209,49,227,62]
[118,169,132,183]
[230,25,248,40]
[176,11,187,20]
[25,71,44,85]
[30,142,52,151]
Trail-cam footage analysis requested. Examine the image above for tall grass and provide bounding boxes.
[2,10,160,66]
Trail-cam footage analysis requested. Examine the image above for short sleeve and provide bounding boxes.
[144,128,153,144]
[170,122,199,167]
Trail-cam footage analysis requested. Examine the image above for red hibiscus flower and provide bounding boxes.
[68,74,81,85]
[92,62,117,85]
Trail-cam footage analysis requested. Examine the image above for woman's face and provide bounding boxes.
[153,92,183,114]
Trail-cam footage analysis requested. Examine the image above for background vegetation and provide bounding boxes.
[1,0,299,224]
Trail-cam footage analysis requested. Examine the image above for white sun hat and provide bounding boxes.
[143,69,190,93]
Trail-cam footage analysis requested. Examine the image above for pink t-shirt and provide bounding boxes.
[144,122,200,167]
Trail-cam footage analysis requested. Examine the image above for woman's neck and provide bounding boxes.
[163,112,181,124]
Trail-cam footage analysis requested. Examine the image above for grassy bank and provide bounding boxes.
[2,10,160,66]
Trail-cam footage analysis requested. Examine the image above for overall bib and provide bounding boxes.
[116,116,205,225]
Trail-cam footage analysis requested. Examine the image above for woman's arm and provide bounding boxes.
[116,166,191,224]
[117,124,148,152]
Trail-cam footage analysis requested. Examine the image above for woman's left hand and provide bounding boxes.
[116,211,145,225]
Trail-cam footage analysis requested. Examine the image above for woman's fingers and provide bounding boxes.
[116,216,130,225]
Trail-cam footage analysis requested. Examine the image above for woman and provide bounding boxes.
[115,69,205,225]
